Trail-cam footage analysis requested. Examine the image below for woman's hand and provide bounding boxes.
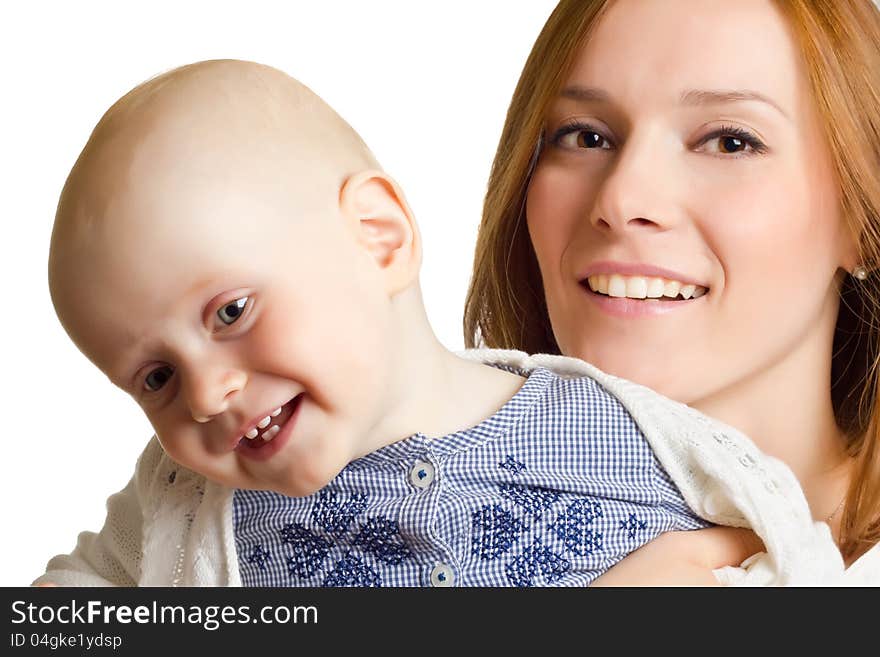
[591,527,765,586]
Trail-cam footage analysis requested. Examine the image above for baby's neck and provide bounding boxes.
[360,290,525,450]
[401,346,526,441]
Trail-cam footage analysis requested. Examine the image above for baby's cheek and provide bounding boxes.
[153,426,199,469]
[248,305,316,369]
[153,431,181,461]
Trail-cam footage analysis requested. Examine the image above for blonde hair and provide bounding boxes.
[464,0,880,561]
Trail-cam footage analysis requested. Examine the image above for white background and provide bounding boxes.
[0,0,557,585]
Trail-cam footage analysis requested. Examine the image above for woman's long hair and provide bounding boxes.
[464,0,880,561]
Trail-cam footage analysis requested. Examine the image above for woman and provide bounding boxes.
[465,0,880,576]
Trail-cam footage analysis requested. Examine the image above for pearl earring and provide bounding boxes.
[853,265,869,281]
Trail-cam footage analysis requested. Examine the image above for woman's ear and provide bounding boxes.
[338,169,422,295]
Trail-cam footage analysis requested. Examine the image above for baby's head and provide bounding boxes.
[49,60,425,496]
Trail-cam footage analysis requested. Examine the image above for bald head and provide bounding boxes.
[49,60,382,346]
[69,58,379,189]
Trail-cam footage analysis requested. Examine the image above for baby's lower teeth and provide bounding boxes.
[261,424,281,441]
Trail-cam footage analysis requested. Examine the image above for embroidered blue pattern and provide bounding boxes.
[352,517,412,565]
[311,490,367,535]
[499,483,560,518]
[551,499,604,556]
[506,540,571,587]
[620,514,649,539]
[323,554,381,587]
[233,367,712,587]
[247,544,271,571]
[472,504,526,560]
[279,524,330,579]
[499,455,526,475]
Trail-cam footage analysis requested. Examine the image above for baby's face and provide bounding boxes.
[53,132,399,497]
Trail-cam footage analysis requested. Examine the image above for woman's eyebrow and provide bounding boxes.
[559,85,611,103]
[680,89,789,119]
[559,85,789,120]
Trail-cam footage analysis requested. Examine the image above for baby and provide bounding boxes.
[37,59,838,587]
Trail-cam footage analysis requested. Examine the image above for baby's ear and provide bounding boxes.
[338,170,421,295]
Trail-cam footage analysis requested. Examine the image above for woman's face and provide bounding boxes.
[526,0,854,407]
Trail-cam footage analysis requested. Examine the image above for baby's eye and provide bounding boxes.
[144,365,174,392]
[216,297,249,326]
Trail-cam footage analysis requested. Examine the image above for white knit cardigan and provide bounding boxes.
[35,350,879,586]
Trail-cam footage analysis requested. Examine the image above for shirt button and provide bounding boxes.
[410,460,435,489]
[430,563,455,587]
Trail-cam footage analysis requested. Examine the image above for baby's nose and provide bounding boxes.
[185,368,247,422]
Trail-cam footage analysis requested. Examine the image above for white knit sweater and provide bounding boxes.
[34,350,878,586]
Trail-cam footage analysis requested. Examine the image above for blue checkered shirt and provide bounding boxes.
[233,367,710,586]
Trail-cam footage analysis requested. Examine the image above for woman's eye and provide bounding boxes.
[718,135,748,153]
[698,127,767,156]
[705,134,752,154]
[144,366,174,392]
[559,129,612,150]
[216,297,249,325]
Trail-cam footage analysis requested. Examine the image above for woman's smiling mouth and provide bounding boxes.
[583,274,709,301]
[579,275,709,318]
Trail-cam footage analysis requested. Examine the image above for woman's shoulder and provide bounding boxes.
[456,348,699,420]
[845,542,880,584]
[456,348,608,379]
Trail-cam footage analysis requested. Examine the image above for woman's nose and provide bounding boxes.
[590,132,680,234]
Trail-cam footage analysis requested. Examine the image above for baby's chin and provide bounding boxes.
[244,468,343,499]
[281,456,353,498]
[242,448,354,499]
[186,467,327,499]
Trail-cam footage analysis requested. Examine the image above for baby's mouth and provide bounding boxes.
[581,274,708,301]
[237,394,304,450]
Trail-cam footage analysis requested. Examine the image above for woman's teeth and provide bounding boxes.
[586,274,708,300]
[243,406,285,442]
